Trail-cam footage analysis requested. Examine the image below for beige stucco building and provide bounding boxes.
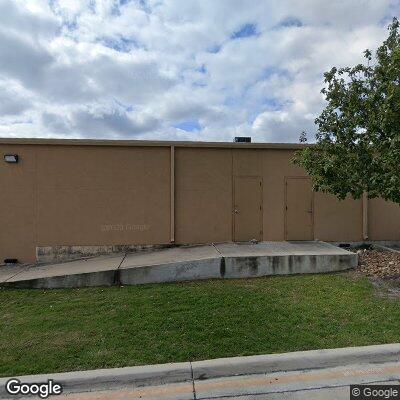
[1,138,399,263]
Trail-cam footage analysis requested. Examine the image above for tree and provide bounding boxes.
[295,18,400,203]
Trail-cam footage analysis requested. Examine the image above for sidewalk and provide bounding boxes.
[55,362,400,399]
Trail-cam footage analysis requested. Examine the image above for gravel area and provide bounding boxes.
[356,249,400,279]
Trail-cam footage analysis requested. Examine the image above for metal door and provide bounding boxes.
[234,177,262,242]
[285,177,313,240]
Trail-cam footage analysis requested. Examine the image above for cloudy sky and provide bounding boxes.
[0,0,398,142]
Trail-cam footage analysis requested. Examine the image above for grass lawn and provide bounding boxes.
[1,273,400,377]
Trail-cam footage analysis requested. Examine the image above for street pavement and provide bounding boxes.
[55,361,400,400]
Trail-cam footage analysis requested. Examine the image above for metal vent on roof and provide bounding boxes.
[234,137,251,143]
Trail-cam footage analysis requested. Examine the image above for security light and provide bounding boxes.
[4,154,18,163]
[4,258,18,264]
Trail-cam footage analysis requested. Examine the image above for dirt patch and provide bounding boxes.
[351,249,400,298]
[356,249,400,279]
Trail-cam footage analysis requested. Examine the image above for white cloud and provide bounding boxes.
[0,0,398,141]
[0,81,33,116]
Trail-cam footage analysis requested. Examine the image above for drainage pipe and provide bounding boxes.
[170,145,175,243]
[362,192,368,240]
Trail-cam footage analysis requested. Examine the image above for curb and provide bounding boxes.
[373,244,400,254]
[0,362,192,398]
[191,343,400,380]
[1,344,399,396]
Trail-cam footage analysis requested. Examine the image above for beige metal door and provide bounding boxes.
[234,177,262,242]
[285,177,313,240]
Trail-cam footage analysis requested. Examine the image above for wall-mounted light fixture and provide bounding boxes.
[4,258,18,264]
[4,154,19,163]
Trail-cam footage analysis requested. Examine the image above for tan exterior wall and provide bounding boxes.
[314,194,363,242]
[0,144,171,262]
[170,147,368,244]
[175,147,233,243]
[1,140,399,263]
[0,145,36,262]
[261,149,307,240]
[369,198,400,240]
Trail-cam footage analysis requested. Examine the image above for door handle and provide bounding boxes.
[307,209,313,213]
[234,209,239,214]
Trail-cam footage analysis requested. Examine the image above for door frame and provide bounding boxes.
[284,176,315,241]
[232,175,263,242]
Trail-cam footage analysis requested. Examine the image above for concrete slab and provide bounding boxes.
[3,254,124,289]
[120,245,220,268]
[1,242,357,289]
[216,241,357,278]
[215,241,352,256]
[0,264,31,284]
[119,245,222,285]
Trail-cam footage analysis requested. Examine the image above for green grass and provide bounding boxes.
[1,273,400,377]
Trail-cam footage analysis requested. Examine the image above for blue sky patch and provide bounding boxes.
[174,120,202,132]
[99,37,138,52]
[61,20,78,32]
[277,17,303,28]
[261,98,286,111]
[113,99,134,112]
[197,64,207,74]
[192,82,207,88]
[207,44,222,53]
[260,66,291,80]
[231,23,258,39]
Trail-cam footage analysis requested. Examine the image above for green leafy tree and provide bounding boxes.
[296,18,400,203]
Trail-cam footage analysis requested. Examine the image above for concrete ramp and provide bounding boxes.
[0,242,357,289]
[0,254,125,289]
[119,245,222,285]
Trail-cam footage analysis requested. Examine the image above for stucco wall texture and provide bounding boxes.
[1,139,399,263]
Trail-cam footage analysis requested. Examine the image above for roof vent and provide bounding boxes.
[234,137,251,143]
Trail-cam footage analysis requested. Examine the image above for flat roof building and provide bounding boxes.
[1,138,399,263]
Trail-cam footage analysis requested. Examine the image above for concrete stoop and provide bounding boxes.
[0,241,357,289]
